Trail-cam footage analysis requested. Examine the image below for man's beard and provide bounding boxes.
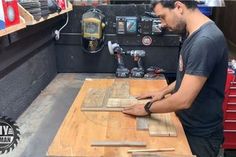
[173,21,186,34]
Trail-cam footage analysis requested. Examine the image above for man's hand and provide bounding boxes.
[122,104,148,116]
[136,91,164,102]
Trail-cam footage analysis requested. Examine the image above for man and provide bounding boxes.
[122,0,228,157]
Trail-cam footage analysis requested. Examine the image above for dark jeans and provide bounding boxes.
[185,131,223,157]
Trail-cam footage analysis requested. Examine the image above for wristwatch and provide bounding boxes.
[144,101,153,116]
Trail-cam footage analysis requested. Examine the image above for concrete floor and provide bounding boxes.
[1,73,226,157]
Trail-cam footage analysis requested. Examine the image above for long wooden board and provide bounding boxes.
[91,141,146,147]
[132,152,196,157]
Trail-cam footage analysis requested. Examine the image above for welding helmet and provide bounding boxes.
[81,8,105,53]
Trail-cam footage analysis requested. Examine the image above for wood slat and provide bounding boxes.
[132,152,196,157]
[128,148,175,153]
[136,117,149,130]
[149,113,177,137]
[110,79,130,98]
[91,141,146,147]
[81,88,107,108]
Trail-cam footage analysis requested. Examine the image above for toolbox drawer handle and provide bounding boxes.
[224,130,236,133]
[228,95,236,97]
[231,82,236,84]
[226,110,236,113]
[225,120,236,122]
[230,87,236,90]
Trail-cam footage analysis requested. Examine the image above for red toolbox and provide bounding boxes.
[223,68,236,149]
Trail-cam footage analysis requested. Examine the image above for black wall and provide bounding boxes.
[0,18,61,120]
[56,4,180,74]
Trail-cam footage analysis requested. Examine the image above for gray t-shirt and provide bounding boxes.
[175,21,228,137]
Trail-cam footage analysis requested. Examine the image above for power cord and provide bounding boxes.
[55,12,69,40]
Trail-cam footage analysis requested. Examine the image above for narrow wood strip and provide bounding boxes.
[81,107,123,111]
[132,152,196,157]
[128,148,175,153]
[91,141,146,147]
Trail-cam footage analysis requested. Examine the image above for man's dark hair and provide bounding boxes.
[151,0,198,10]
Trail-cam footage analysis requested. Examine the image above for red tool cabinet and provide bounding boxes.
[223,69,236,149]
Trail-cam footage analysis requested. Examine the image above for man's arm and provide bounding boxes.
[123,74,207,116]
[136,81,176,102]
[160,80,176,97]
[150,74,207,113]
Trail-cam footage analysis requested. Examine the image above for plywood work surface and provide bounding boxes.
[47,79,192,157]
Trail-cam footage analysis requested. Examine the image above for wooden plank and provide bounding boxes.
[81,88,107,108]
[136,117,149,130]
[81,107,123,111]
[128,148,175,153]
[107,97,149,108]
[132,152,196,157]
[149,113,177,137]
[110,79,130,98]
[91,141,146,147]
[166,114,177,137]
[149,114,169,136]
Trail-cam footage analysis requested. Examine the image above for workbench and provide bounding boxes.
[47,79,192,157]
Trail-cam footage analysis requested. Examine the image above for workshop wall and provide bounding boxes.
[0,19,60,120]
[55,4,180,74]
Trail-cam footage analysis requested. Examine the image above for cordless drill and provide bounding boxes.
[126,50,146,78]
[108,41,129,78]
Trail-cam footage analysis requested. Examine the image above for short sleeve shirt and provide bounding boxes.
[175,21,228,136]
